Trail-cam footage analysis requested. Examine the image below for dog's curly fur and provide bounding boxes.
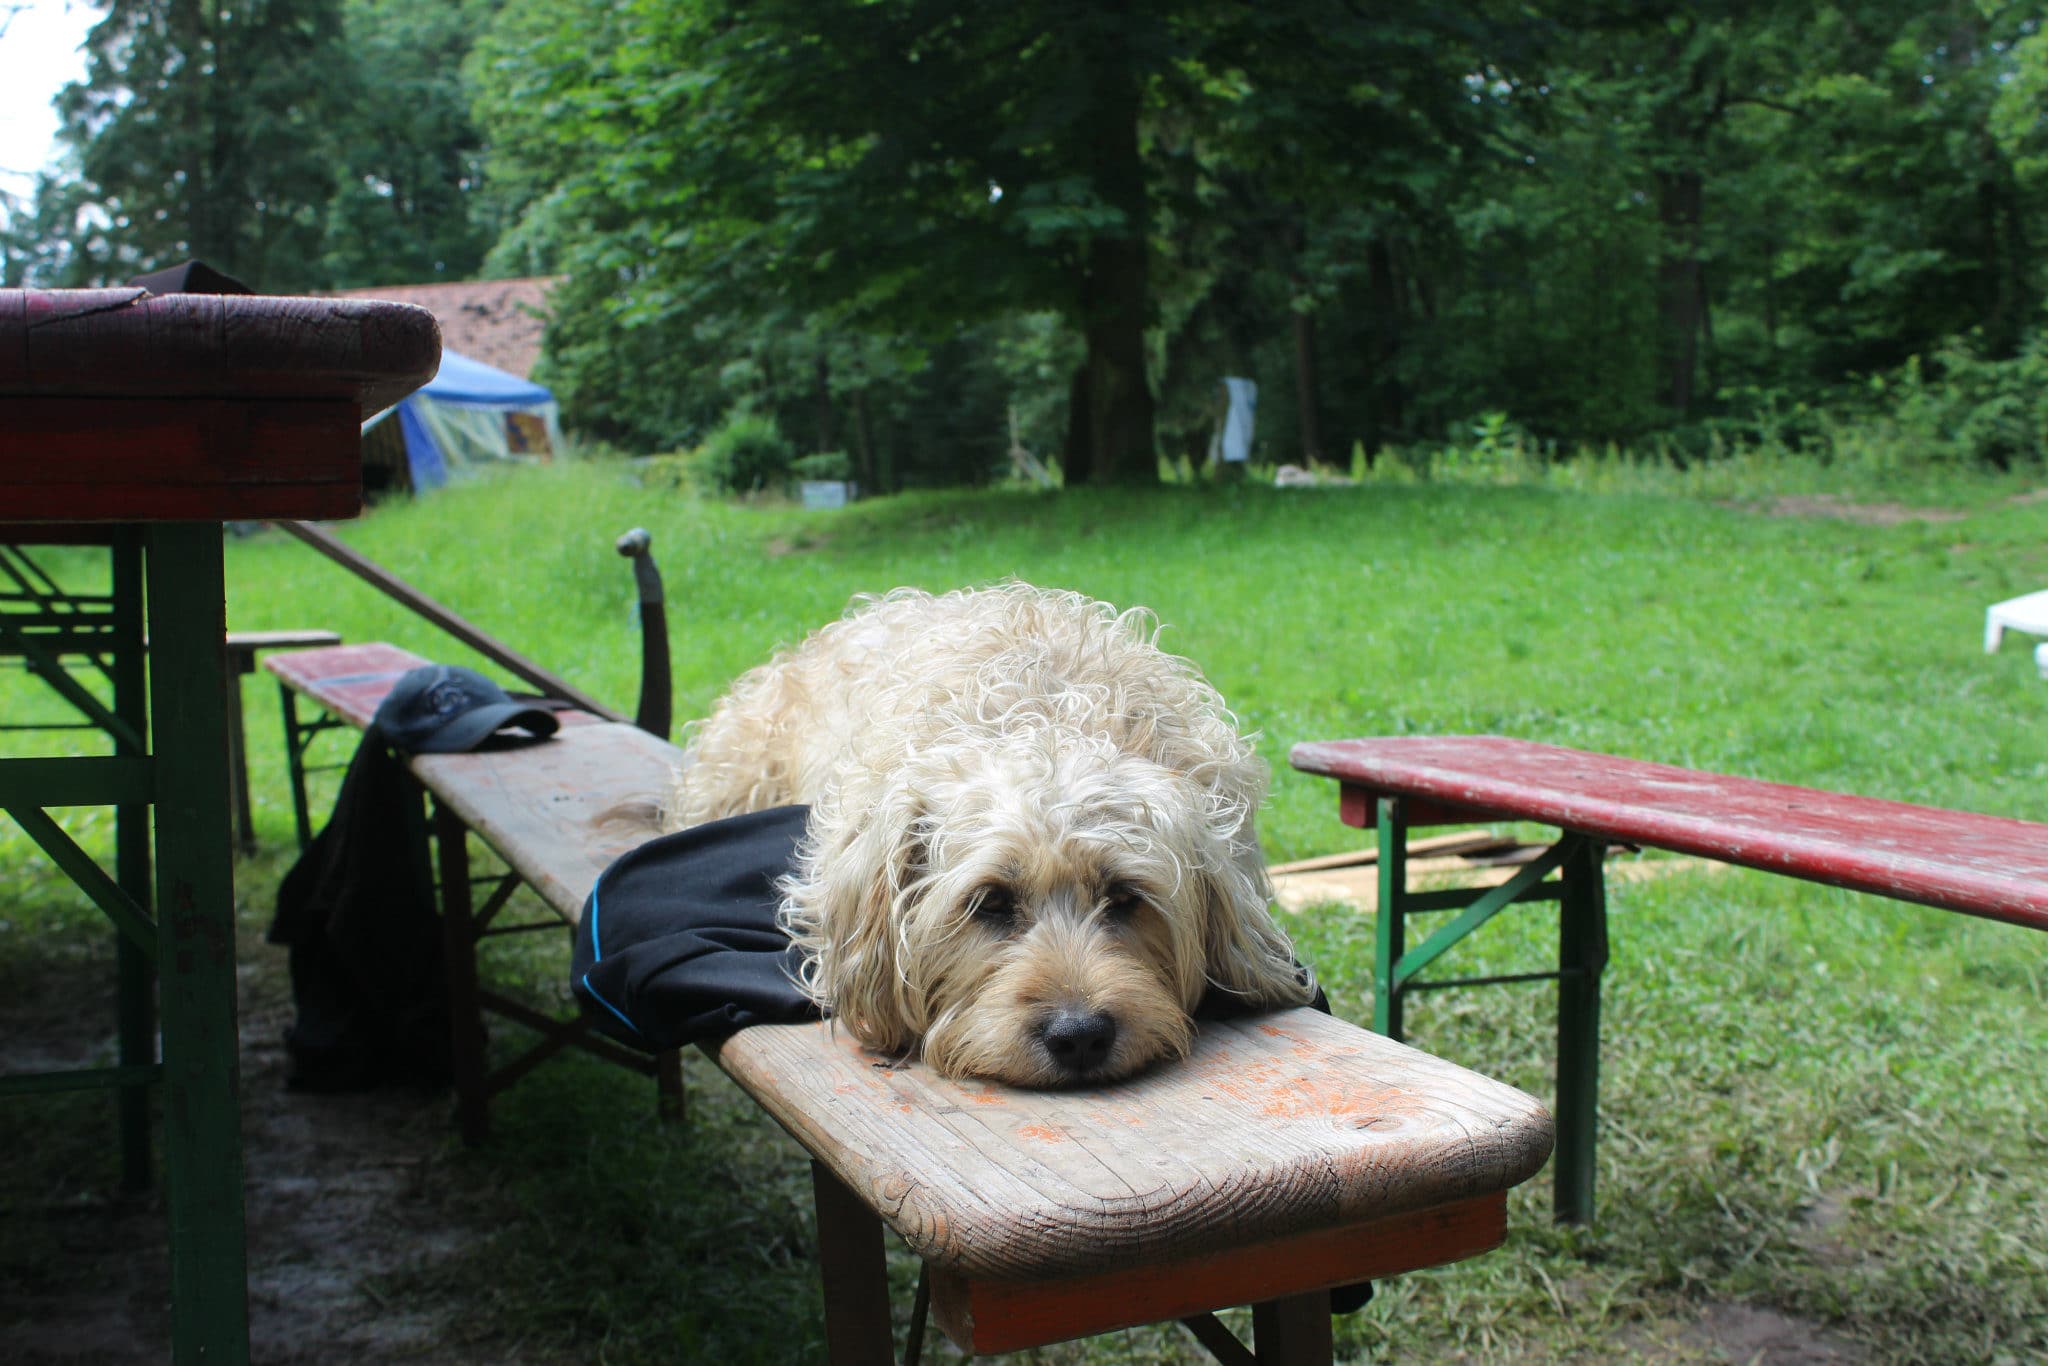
[666,583,1314,1086]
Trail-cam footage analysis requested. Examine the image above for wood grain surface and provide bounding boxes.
[0,395,363,521]
[712,1006,1552,1282]
[266,642,437,729]
[410,722,673,923]
[1292,735,2048,931]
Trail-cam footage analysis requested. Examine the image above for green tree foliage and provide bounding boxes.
[470,0,1532,485]
[9,0,2047,474]
[1307,0,2048,458]
[47,0,351,287]
[3,0,498,291]
[320,0,498,287]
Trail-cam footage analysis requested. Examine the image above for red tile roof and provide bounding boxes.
[329,277,560,380]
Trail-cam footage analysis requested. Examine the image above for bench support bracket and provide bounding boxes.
[1370,795,1608,1224]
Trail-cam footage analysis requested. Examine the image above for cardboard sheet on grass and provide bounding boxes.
[1267,830,1715,913]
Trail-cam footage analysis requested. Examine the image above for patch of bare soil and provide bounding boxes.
[1621,1303,1867,1364]
[1692,1304,1865,1364]
[5,936,486,1364]
[762,532,829,558]
[1734,494,1966,525]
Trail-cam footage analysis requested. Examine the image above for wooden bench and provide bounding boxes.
[269,645,1555,1363]
[1290,734,2048,1226]
[267,643,679,1131]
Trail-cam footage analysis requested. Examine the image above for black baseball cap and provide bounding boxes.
[371,664,560,754]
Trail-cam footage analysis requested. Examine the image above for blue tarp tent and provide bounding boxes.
[362,347,563,492]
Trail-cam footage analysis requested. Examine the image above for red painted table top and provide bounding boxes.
[0,288,440,411]
[1290,735,2048,933]
[0,288,440,523]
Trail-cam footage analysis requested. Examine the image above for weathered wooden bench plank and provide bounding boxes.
[267,641,432,730]
[1290,733,2048,1227]
[268,648,1556,1360]
[713,1005,1550,1283]
[411,723,671,924]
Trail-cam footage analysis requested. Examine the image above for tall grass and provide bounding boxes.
[4,453,2045,1362]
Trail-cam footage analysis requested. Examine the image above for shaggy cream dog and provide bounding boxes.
[667,583,1314,1086]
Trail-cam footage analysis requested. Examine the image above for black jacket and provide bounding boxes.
[269,735,450,1090]
[571,804,817,1050]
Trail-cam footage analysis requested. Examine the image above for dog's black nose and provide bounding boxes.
[1041,1009,1118,1075]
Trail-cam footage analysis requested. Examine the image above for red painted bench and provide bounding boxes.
[268,645,1556,1363]
[1289,734,2048,1224]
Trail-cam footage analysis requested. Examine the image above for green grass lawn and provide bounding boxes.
[4,458,2045,1362]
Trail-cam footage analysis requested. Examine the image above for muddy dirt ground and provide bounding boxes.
[2,916,1877,1366]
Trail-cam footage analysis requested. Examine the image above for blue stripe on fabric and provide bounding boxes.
[579,974,641,1036]
[586,871,604,961]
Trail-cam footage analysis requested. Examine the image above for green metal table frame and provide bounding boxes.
[1368,796,1609,1225]
[0,535,155,1187]
[1,527,248,1362]
[2,281,438,1366]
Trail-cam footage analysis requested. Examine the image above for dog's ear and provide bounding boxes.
[787,783,930,1054]
[1197,829,1318,1008]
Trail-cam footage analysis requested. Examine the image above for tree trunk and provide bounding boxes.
[1063,363,1094,485]
[1074,14,1155,485]
[813,350,835,453]
[1360,236,1404,462]
[1762,231,1778,354]
[1080,233,1155,485]
[1292,306,1324,467]
[851,386,877,491]
[1697,259,1716,401]
[197,0,243,279]
[1981,171,2031,357]
[1656,167,1704,417]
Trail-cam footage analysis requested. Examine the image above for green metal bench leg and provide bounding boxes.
[147,523,251,1365]
[1369,791,1608,1224]
[1372,798,1409,1040]
[223,662,255,857]
[432,797,493,1147]
[112,532,155,1193]
[115,934,153,1189]
[1554,837,1608,1225]
[278,683,318,851]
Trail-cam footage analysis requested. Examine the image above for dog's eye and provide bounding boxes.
[1102,886,1147,920]
[970,887,1019,928]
